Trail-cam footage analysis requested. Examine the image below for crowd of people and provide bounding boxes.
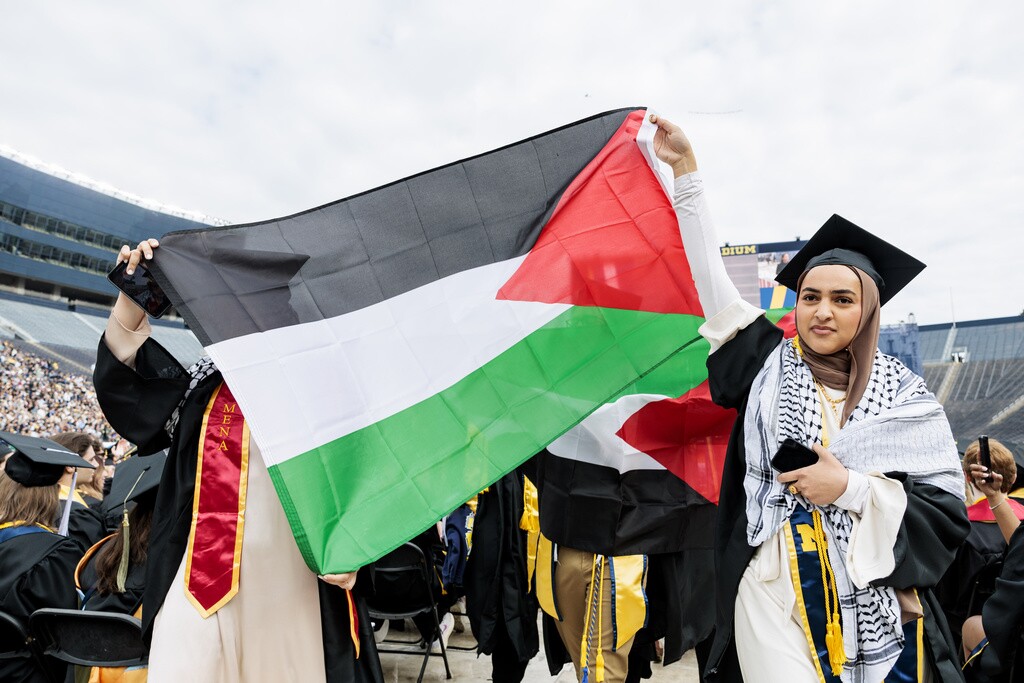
[2,114,1024,683]
[0,339,114,440]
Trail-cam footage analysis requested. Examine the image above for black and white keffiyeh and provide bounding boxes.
[743,338,963,683]
[163,355,218,438]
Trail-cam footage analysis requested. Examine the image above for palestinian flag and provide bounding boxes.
[536,308,795,556]
[151,108,714,573]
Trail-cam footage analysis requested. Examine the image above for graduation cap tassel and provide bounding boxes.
[115,470,146,593]
[57,470,77,536]
[116,508,131,593]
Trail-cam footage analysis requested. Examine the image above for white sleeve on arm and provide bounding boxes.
[673,172,763,353]
[844,472,909,589]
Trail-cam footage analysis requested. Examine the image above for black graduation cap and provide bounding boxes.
[776,214,926,306]
[103,450,167,512]
[0,431,94,487]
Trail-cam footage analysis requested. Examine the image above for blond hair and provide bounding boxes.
[0,471,59,526]
[963,438,1017,494]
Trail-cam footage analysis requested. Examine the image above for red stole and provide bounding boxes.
[184,382,249,616]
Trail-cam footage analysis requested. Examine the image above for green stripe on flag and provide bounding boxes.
[267,306,705,572]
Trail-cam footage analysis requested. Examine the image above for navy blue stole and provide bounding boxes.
[786,506,922,682]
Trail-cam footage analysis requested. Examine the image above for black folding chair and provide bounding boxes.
[366,542,452,683]
[1,608,61,682]
[29,608,148,668]
[0,608,33,660]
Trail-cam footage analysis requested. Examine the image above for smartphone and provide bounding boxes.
[107,260,172,318]
[771,438,819,473]
[978,435,992,482]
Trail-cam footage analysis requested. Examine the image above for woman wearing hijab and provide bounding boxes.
[649,115,970,682]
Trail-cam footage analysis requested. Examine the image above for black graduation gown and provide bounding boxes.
[703,316,970,682]
[978,524,1024,676]
[521,442,717,676]
[93,335,383,683]
[57,496,107,552]
[77,535,146,615]
[0,529,82,683]
[936,520,1006,645]
[464,473,539,664]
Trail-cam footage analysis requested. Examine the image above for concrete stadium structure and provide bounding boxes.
[0,147,212,367]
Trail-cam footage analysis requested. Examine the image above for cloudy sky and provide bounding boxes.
[2,2,1021,325]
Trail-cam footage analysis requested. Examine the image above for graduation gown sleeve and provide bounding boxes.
[868,474,971,681]
[64,501,108,552]
[93,333,191,455]
[874,474,971,591]
[979,524,1024,675]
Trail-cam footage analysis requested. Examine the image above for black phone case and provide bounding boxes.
[771,438,819,473]
[979,435,992,470]
[107,261,172,318]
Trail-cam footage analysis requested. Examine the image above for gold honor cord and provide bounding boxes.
[794,335,847,676]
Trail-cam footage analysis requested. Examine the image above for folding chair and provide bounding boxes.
[366,542,452,683]
[1,608,61,683]
[0,608,33,660]
[29,608,148,668]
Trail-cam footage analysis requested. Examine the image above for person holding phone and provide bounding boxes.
[94,240,383,683]
[649,115,969,682]
[963,437,1022,545]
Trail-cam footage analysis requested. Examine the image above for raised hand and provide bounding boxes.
[648,114,697,177]
[117,238,160,275]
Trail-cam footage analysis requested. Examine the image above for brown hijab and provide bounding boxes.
[795,266,881,425]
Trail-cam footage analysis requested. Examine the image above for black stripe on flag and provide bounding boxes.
[535,449,714,556]
[151,108,638,347]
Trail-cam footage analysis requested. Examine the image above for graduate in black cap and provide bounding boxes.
[73,452,166,683]
[0,432,92,683]
[47,431,108,552]
[77,451,167,616]
[649,115,970,682]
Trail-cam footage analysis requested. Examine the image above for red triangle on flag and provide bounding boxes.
[497,111,703,317]
[615,380,735,504]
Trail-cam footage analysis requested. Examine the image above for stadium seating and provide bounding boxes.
[918,318,1024,457]
[0,292,203,368]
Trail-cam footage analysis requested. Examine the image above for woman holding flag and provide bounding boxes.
[650,114,970,682]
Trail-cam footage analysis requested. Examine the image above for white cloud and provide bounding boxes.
[2,0,1021,324]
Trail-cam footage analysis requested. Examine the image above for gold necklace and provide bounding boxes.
[813,379,844,426]
[813,377,846,406]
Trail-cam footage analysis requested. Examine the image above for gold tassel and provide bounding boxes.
[595,651,605,683]
[812,510,846,677]
[519,478,539,533]
[825,614,847,675]
[116,509,130,593]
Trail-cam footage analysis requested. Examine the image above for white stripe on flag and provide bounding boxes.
[206,255,570,467]
[546,393,671,473]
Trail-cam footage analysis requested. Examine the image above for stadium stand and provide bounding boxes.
[0,147,210,373]
[0,291,203,371]
[917,316,1024,457]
